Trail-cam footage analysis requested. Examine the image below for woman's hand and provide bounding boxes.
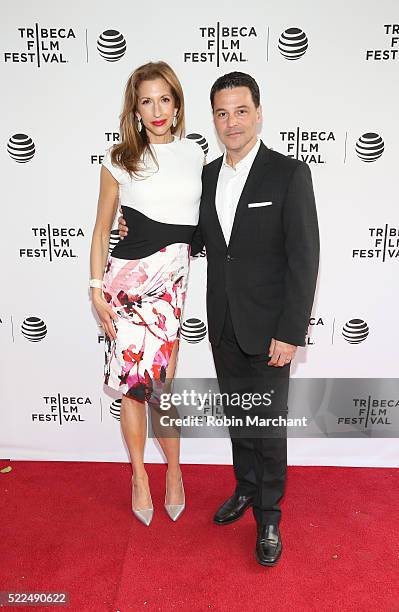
[92,292,118,340]
[118,205,128,239]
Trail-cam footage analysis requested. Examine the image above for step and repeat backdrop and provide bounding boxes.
[1,0,398,466]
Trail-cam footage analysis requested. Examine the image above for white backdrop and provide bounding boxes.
[1,0,398,467]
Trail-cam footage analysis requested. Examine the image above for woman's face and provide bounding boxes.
[135,78,177,143]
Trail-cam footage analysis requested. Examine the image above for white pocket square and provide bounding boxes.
[248,201,273,208]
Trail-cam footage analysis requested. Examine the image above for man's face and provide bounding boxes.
[212,86,261,153]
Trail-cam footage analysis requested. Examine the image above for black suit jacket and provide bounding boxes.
[191,140,320,354]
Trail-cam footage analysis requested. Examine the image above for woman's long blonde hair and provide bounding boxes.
[110,61,185,177]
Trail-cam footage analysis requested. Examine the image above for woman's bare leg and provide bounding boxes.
[149,340,184,505]
[120,395,152,509]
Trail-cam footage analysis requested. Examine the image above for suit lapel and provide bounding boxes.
[206,155,227,248]
[229,142,271,246]
[205,142,271,249]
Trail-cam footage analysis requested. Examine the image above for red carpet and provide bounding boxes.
[0,462,398,611]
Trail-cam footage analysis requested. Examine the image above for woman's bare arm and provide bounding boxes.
[89,166,119,338]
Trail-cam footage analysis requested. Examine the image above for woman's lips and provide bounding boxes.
[151,119,167,126]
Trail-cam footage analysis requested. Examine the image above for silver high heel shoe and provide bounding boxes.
[131,476,153,526]
[164,472,185,521]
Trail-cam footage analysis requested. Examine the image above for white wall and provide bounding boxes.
[1,0,398,466]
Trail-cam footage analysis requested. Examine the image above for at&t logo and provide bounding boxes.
[187,133,209,156]
[181,318,207,343]
[278,28,308,60]
[97,30,127,62]
[355,133,384,162]
[110,399,122,420]
[108,230,120,254]
[7,134,35,163]
[342,319,369,344]
[21,316,47,342]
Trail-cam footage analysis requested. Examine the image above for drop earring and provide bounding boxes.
[172,112,177,128]
[137,117,142,132]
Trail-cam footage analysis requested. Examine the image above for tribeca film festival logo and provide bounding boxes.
[192,246,207,258]
[183,24,257,66]
[352,225,399,261]
[97,321,106,344]
[31,394,92,424]
[91,131,120,168]
[19,225,84,260]
[337,396,394,429]
[365,24,399,61]
[2,25,76,66]
[2,25,127,66]
[304,316,369,346]
[92,131,209,168]
[279,129,384,165]
[304,316,326,346]
[280,128,336,164]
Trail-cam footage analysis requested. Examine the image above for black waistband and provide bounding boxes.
[110,206,197,260]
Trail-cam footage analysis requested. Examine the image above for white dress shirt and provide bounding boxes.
[215,138,261,245]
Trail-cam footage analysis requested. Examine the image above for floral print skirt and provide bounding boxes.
[102,243,190,402]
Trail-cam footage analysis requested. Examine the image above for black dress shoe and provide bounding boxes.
[213,493,255,525]
[255,524,282,566]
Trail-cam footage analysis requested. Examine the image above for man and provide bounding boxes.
[119,72,319,566]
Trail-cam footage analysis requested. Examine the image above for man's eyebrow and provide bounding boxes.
[214,104,250,112]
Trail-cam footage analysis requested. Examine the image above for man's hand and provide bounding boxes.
[268,338,297,367]
[118,206,128,239]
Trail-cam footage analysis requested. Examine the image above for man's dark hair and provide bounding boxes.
[210,71,260,109]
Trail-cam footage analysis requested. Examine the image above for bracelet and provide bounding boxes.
[89,279,103,289]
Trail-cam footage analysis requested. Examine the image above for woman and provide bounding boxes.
[89,61,204,526]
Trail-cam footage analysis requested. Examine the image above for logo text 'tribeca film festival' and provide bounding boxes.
[3,22,399,66]
[183,25,257,66]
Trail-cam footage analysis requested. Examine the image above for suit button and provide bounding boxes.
[226,254,234,261]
